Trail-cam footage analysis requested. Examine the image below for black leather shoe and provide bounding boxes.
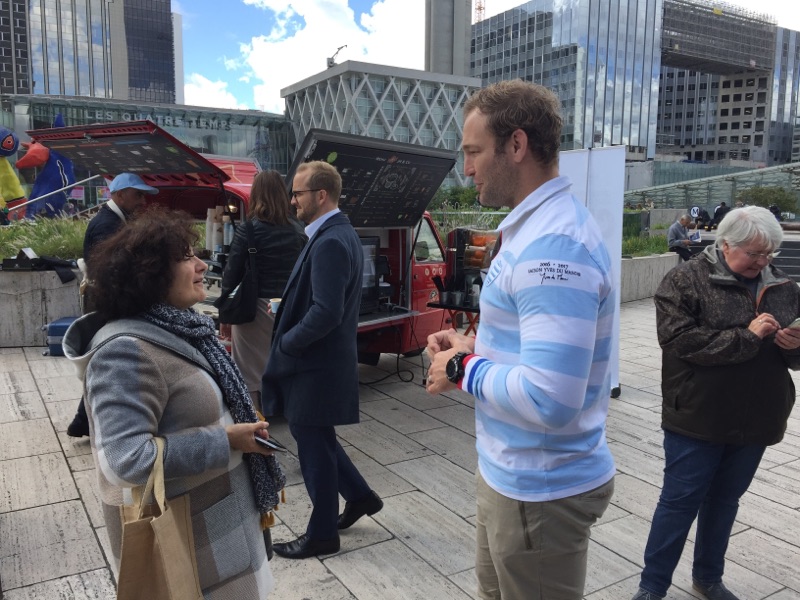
[272,534,339,559]
[66,414,90,438]
[338,490,383,530]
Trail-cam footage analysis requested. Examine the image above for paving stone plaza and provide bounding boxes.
[0,299,798,599]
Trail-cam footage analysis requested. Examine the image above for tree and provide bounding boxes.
[736,186,798,214]
[428,184,478,211]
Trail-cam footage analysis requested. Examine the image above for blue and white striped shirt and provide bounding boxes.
[462,176,616,502]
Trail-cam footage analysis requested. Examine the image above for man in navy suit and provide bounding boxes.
[263,161,382,559]
[66,173,157,438]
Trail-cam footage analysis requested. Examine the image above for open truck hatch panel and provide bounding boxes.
[25,120,232,189]
[25,120,260,219]
[288,129,457,229]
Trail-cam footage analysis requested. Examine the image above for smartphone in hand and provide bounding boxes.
[788,317,800,329]
[255,435,288,452]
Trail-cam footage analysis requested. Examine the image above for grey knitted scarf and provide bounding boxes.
[143,303,286,517]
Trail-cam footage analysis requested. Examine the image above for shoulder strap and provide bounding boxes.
[245,219,258,282]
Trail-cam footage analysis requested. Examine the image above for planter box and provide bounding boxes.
[621,253,679,303]
[0,270,81,347]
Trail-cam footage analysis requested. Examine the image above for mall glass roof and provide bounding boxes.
[625,162,800,209]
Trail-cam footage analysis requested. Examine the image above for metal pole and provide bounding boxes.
[8,174,104,213]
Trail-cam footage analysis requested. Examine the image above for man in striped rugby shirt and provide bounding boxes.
[426,80,616,600]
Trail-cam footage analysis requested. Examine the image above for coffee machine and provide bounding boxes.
[447,228,499,307]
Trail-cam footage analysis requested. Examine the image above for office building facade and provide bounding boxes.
[471,0,799,166]
[425,0,472,77]
[471,0,664,160]
[282,61,482,186]
[123,0,175,103]
[656,2,799,167]
[3,0,174,103]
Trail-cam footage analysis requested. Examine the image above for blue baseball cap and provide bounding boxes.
[108,173,159,195]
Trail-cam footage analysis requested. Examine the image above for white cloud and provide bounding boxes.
[184,73,250,110]
[233,0,425,113]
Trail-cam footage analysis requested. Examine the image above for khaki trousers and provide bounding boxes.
[475,470,614,600]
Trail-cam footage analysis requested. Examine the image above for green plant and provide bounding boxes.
[736,186,797,213]
[428,210,508,233]
[0,217,88,260]
[621,234,669,257]
[428,184,479,211]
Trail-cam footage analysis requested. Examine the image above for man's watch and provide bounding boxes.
[446,352,470,384]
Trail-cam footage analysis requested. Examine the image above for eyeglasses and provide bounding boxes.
[740,249,778,261]
[291,189,322,199]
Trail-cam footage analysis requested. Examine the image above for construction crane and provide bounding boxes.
[474,0,485,23]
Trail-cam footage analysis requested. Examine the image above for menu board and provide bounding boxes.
[288,129,457,228]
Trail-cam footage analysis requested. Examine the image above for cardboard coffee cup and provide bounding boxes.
[270,298,281,313]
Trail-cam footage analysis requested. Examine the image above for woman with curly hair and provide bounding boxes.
[63,206,283,599]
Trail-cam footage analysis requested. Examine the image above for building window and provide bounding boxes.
[730,151,738,159]
[688,84,696,91]
[721,108,729,116]
[755,135,763,146]
[742,135,751,143]
[743,121,752,129]
[733,94,742,102]
[718,151,727,159]
[722,95,730,102]
[719,136,727,143]
[745,92,754,101]
[720,123,728,130]
[734,79,743,88]
[722,80,731,88]
[732,108,741,116]
[746,78,755,87]
[730,136,739,143]
[732,122,740,130]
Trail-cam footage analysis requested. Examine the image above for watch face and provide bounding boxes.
[446,358,458,380]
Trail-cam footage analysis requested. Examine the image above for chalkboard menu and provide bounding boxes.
[288,129,457,228]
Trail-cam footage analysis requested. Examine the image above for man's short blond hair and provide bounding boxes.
[296,161,342,202]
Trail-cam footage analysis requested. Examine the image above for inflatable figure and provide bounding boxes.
[0,127,27,221]
[15,114,76,218]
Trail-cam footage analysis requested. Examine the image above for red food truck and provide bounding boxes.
[25,121,497,362]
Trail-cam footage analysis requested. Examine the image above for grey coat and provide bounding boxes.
[63,313,274,599]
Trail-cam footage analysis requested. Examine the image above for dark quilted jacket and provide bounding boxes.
[221,217,307,300]
[655,244,800,445]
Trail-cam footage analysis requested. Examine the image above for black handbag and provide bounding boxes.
[214,220,259,324]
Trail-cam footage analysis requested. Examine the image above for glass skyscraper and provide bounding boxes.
[28,0,116,97]
[471,0,664,159]
[24,0,174,103]
[124,0,175,103]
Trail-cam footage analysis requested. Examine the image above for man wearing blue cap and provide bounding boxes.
[82,173,159,263]
[67,173,158,437]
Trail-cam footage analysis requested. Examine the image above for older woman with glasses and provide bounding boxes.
[632,206,800,600]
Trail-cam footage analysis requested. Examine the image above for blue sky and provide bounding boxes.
[176,0,800,114]
[176,0,427,113]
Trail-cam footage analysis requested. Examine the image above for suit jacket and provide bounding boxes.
[83,204,124,262]
[261,212,363,426]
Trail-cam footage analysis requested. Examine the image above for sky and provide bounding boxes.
[177,0,800,114]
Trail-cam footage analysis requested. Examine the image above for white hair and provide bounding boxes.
[715,206,783,252]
